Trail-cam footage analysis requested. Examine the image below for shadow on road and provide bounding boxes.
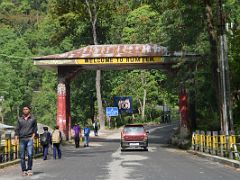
[32,171,44,175]
[121,149,148,152]
[91,137,120,143]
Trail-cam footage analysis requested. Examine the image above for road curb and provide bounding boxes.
[0,154,42,169]
[0,159,19,169]
[187,150,240,168]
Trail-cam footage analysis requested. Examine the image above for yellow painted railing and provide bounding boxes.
[0,135,42,164]
[192,130,240,160]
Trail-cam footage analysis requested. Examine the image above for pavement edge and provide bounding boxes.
[187,150,240,169]
[0,154,42,169]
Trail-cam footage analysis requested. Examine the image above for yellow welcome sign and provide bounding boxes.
[76,57,162,64]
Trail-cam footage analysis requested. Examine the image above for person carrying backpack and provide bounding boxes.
[84,125,90,147]
[52,125,62,159]
[40,127,51,160]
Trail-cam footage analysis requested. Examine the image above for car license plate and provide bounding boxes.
[129,143,139,146]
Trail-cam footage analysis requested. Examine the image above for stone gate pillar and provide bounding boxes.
[57,79,67,138]
[179,88,190,132]
[57,77,71,140]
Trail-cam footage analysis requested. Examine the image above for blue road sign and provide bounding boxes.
[106,107,119,117]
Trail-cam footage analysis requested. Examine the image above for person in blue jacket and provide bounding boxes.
[84,125,91,147]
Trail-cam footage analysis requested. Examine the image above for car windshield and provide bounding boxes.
[124,126,144,134]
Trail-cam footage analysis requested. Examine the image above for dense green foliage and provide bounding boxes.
[0,0,239,133]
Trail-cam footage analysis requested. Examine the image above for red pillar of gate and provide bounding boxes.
[179,88,189,130]
[66,82,71,140]
[57,81,67,139]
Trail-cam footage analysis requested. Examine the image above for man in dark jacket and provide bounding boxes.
[15,106,37,176]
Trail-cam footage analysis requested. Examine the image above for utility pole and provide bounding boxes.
[218,0,232,135]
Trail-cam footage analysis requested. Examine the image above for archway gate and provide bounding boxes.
[33,44,197,139]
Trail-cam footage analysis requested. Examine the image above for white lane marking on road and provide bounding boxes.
[148,146,157,152]
[165,148,186,154]
[0,173,56,180]
[89,143,103,147]
[105,147,148,180]
[148,124,177,133]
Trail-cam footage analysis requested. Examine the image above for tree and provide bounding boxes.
[148,0,223,130]
[0,26,39,123]
[120,5,162,120]
[226,0,240,132]
[122,5,160,43]
[85,0,105,129]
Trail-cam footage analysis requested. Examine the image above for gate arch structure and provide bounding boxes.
[33,44,199,139]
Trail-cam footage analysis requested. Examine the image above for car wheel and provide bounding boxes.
[143,147,148,151]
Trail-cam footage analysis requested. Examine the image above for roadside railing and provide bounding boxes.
[0,134,42,164]
[192,130,240,160]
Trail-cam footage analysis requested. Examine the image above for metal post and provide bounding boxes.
[196,130,200,151]
[219,35,229,135]
[108,116,111,129]
[218,0,231,135]
[206,131,211,153]
[5,133,11,162]
[200,130,205,152]
[212,131,218,155]
[191,131,195,150]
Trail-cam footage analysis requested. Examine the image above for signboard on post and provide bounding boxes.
[114,96,133,114]
[106,107,119,117]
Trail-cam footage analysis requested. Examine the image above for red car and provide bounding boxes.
[121,124,149,151]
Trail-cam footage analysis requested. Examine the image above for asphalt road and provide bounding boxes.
[0,123,239,180]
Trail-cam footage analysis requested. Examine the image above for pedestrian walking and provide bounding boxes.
[52,125,62,159]
[93,121,98,136]
[73,123,81,148]
[15,105,37,176]
[40,127,51,160]
[84,125,90,147]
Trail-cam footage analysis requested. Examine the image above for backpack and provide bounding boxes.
[52,130,61,143]
[40,132,48,146]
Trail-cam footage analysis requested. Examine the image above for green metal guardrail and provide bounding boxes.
[192,130,240,160]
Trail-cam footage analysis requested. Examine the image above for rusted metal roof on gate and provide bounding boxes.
[33,44,168,60]
[33,44,200,70]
